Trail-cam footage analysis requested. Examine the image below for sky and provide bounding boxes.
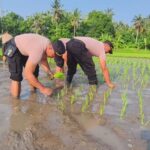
[0,0,150,25]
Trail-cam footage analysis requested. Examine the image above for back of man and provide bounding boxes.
[60,37,106,61]
[58,36,114,88]
[15,33,51,64]
[74,37,106,60]
[1,33,54,97]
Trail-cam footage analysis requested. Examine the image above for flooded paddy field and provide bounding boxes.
[0,57,149,150]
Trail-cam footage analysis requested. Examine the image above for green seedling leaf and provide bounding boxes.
[54,72,65,79]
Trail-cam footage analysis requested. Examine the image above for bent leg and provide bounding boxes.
[30,65,39,92]
[22,56,39,92]
[78,52,97,85]
[67,39,97,85]
[7,52,23,98]
[66,51,77,84]
[10,80,21,98]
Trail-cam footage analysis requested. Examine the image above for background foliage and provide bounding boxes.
[1,0,150,50]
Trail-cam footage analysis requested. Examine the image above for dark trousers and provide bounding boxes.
[66,39,97,85]
[7,51,39,82]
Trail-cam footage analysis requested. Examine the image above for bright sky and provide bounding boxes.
[1,0,150,25]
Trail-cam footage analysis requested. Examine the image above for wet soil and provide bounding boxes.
[0,58,150,150]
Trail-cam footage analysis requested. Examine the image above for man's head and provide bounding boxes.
[52,40,66,68]
[103,40,114,54]
[0,32,13,44]
[46,44,55,58]
[0,32,13,56]
[52,40,66,56]
[46,40,66,58]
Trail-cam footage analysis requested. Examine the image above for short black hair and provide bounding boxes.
[52,40,66,55]
[104,40,114,54]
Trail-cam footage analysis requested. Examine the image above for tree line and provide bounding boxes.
[0,0,150,50]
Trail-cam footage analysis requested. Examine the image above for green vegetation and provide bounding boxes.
[0,0,150,127]
[110,48,150,59]
[138,91,145,125]
[1,0,150,50]
[120,93,128,119]
[0,49,2,57]
[54,72,65,79]
[99,89,111,116]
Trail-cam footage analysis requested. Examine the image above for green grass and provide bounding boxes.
[0,48,2,57]
[109,48,150,59]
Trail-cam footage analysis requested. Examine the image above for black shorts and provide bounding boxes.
[7,50,39,82]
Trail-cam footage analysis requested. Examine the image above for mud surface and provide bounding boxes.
[0,58,150,150]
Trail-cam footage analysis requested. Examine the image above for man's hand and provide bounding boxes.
[108,83,116,88]
[40,87,53,96]
[47,72,54,80]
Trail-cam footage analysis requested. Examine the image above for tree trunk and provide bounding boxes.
[73,25,76,37]
[135,30,139,44]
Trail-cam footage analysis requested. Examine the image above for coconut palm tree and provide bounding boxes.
[133,15,144,44]
[105,8,114,18]
[51,0,62,24]
[71,9,81,36]
[51,0,63,39]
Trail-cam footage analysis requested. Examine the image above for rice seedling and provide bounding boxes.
[57,90,66,112]
[70,95,76,105]
[88,86,96,101]
[81,96,90,112]
[58,100,66,112]
[138,91,145,125]
[99,104,105,116]
[54,72,65,80]
[120,92,128,119]
[99,89,112,116]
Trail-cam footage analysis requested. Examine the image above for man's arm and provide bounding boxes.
[40,55,54,80]
[99,59,115,88]
[24,60,53,95]
[40,54,53,74]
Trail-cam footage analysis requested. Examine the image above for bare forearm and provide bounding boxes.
[102,68,112,85]
[56,66,64,72]
[41,58,52,74]
[41,63,52,74]
[26,73,44,91]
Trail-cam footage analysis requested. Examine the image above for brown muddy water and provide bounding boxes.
[0,59,150,150]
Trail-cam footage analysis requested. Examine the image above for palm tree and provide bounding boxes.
[105,8,114,18]
[51,0,62,24]
[133,15,144,44]
[71,9,81,36]
[51,0,63,39]
[143,16,150,33]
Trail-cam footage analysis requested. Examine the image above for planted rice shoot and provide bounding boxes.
[99,89,112,116]
[138,91,145,125]
[81,96,90,112]
[120,93,128,119]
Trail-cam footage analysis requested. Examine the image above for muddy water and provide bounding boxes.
[0,61,112,150]
[0,59,150,150]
